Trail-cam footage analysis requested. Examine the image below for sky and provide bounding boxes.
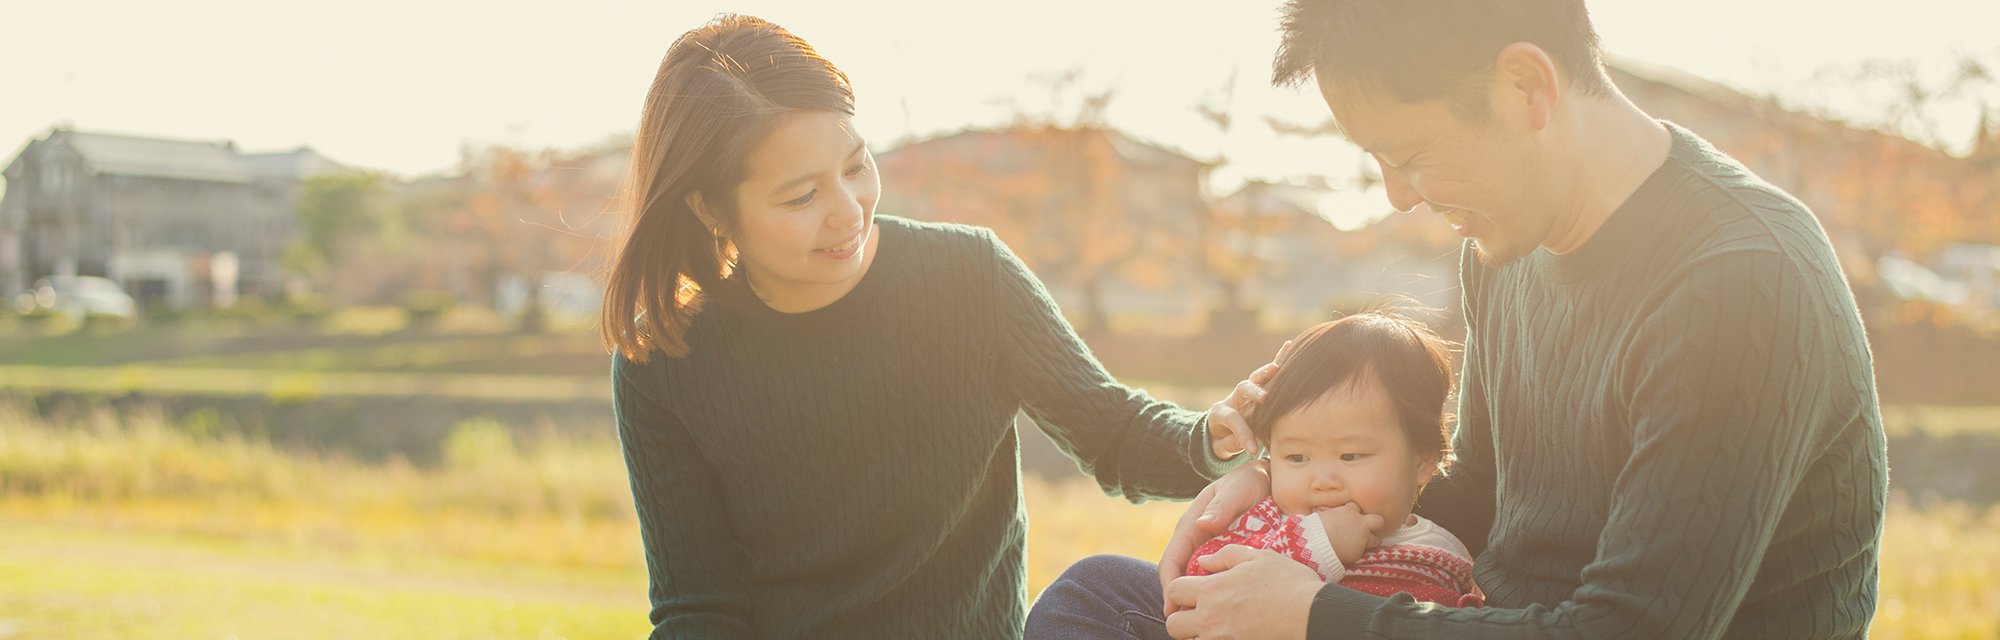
[4,0,1997,225]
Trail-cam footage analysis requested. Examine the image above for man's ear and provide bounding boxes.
[1489,42,1560,131]
[685,191,722,236]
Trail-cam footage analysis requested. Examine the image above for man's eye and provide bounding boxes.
[785,190,816,207]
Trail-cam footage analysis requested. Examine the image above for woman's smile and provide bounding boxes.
[815,225,868,259]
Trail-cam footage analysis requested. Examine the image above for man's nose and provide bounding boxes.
[1382,166,1424,214]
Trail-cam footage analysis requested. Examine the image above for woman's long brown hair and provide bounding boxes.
[599,15,853,362]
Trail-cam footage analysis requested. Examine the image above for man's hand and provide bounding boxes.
[1316,502,1386,564]
[1163,545,1322,640]
[1158,459,1270,616]
[1204,340,1294,460]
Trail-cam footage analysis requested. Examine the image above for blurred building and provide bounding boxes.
[1612,57,2000,300]
[0,128,346,310]
[877,127,1463,333]
[877,127,1216,330]
[1211,181,1459,330]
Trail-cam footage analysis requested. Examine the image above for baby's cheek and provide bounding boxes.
[1268,473,1314,514]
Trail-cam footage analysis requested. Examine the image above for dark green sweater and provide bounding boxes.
[1309,123,1887,638]
[612,215,1234,639]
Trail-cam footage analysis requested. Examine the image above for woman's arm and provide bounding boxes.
[983,230,1245,501]
[613,358,753,638]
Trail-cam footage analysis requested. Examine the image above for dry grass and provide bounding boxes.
[0,404,638,571]
[1,406,1996,638]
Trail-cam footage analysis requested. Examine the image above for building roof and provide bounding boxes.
[878,127,1214,171]
[238,147,349,180]
[1608,56,1767,114]
[1216,181,1325,221]
[62,130,251,183]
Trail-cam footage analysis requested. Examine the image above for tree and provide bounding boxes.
[878,71,1206,333]
[286,171,401,305]
[437,144,618,332]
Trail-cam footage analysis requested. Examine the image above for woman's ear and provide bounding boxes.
[685,191,722,236]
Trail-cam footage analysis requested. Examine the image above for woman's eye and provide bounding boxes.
[785,190,816,207]
[845,161,868,177]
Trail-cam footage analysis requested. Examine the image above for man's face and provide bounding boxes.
[1323,81,1551,267]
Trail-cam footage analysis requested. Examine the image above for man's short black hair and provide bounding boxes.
[1273,0,1613,118]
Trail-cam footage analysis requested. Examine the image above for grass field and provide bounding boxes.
[1,404,1995,639]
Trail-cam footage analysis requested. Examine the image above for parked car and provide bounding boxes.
[14,276,137,319]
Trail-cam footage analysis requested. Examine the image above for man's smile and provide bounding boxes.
[1434,206,1470,228]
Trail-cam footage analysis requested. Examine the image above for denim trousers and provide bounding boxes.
[1024,554,1176,640]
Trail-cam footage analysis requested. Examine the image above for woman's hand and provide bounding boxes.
[1157,459,1270,616]
[1204,341,1294,460]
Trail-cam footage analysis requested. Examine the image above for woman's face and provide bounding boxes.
[716,110,880,310]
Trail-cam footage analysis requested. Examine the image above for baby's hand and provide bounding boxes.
[1316,503,1386,564]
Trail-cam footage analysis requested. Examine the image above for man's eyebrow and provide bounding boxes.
[769,140,868,196]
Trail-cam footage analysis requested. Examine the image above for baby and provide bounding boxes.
[1187,313,1481,607]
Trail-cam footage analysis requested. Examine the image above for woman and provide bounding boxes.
[600,15,1272,639]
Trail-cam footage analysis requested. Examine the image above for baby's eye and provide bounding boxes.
[1340,453,1364,462]
[1284,454,1308,464]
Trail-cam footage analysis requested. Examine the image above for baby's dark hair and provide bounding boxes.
[1248,312,1456,473]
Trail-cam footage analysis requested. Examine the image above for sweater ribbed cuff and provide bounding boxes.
[1189,414,1248,480]
[1307,582,1385,639]
[1298,514,1347,582]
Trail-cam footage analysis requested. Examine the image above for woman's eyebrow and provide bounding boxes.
[768,140,869,196]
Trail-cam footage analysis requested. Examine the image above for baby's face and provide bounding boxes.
[1266,375,1436,539]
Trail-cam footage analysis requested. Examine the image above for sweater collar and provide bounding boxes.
[1541,121,1701,285]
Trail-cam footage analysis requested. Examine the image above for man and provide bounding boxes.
[1023,1,1885,638]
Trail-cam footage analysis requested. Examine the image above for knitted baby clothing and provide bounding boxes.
[1188,497,1482,607]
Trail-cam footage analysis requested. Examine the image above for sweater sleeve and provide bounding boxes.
[613,357,754,639]
[1308,251,1862,638]
[1412,244,1498,559]
[982,230,1241,501]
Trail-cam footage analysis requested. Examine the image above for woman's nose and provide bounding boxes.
[827,185,864,229]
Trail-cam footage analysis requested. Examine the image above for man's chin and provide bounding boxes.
[1473,239,1530,269]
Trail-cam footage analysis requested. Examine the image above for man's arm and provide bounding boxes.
[613,360,754,638]
[1177,252,1874,639]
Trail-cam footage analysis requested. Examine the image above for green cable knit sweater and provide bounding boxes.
[612,215,1236,639]
[1309,123,1887,638]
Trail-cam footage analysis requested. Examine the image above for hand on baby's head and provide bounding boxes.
[1316,503,1386,564]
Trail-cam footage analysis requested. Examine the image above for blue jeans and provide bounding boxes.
[1025,554,1176,640]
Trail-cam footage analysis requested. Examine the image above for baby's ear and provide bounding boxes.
[1414,455,1440,488]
